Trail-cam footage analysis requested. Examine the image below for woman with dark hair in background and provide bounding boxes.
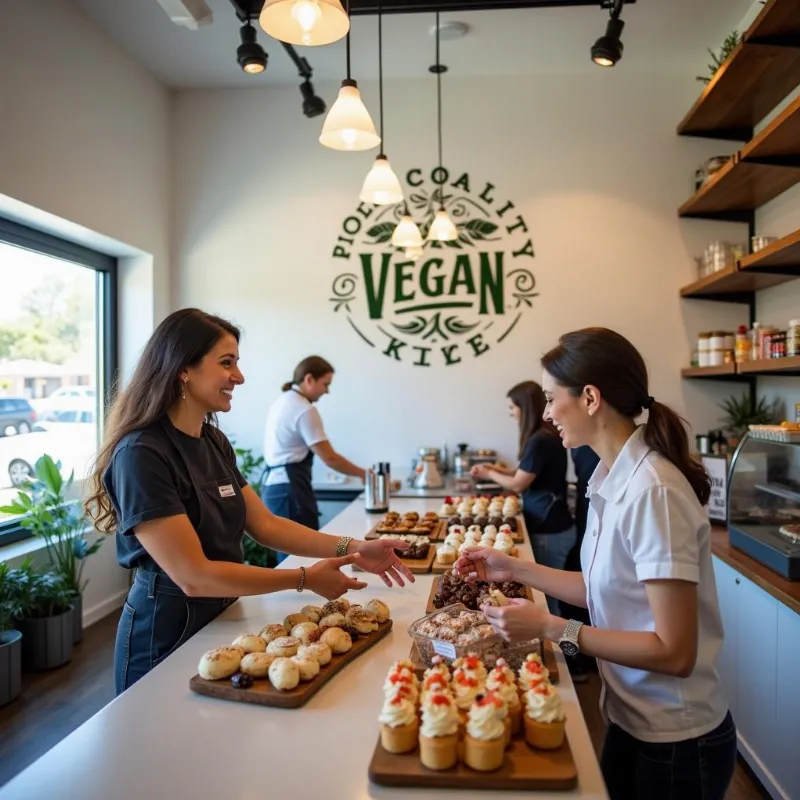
[470,380,575,615]
[85,310,412,694]
[261,356,365,556]
[456,328,734,800]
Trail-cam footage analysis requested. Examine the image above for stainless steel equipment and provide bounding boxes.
[418,446,444,474]
[453,443,471,476]
[364,463,390,513]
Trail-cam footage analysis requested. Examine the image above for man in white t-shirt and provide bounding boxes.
[260,357,365,559]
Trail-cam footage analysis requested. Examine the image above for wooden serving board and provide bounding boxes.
[368,728,577,791]
[424,575,532,613]
[366,518,446,541]
[188,620,393,709]
[353,545,436,575]
[419,578,559,683]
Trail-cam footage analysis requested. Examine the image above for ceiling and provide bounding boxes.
[73,0,754,89]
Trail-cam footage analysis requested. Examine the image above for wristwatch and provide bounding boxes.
[558,619,584,657]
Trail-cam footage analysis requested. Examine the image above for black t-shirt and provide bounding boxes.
[519,429,573,534]
[103,419,248,569]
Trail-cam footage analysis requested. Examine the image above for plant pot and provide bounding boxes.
[71,593,83,645]
[0,630,22,706]
[18,605,74,671]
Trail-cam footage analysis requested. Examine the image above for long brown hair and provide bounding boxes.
[507,381,556,458]
[85,308,241,532]
[281,355,334,392]
[541,327,710,505]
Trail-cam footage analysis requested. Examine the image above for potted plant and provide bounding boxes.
[719,393,780,446]
[0,454,102,644]
[229,439,278,569]
[14,561,74,671]
[0,560,29,706]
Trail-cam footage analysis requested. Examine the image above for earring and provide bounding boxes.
[181,381,186,401]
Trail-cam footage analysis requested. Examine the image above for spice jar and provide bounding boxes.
[771,331,786,359]
[697,333,711,367]
[788,320,800,357]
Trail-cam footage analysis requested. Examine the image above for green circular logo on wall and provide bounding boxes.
[330,167,537,367]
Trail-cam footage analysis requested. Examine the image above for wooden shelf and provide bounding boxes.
[682,364,738,379]
[740,228,800,273]
[737,356,800,375]
[679,264,795,300]
[741,92,800,162]
[678,155,800,221]
[677,0,800,141]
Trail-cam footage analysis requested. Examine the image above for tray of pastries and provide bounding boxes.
[189,597,393,708]
[366,511,447,541]
[368,654,577,790]
[437,495,525,545]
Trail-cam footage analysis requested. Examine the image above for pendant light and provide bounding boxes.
[319,0,380,151]
[259,0,350,47]
[359,0,403,204]
[391,206,424,247]
[427,11,457,242]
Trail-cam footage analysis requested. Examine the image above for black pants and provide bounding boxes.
[601,712,737,800]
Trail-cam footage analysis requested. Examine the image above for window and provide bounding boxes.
[0,218,117,547]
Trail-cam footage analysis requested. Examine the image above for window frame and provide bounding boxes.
[0,217,118,548]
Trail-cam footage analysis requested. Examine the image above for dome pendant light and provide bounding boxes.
[427,12,457,242]
[319,0,380,151]
[259,0,350,47]
[391,207,424,247]
[359,0,403,204]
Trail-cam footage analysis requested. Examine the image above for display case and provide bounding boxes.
[727,433,800,580]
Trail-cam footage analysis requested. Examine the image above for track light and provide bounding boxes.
[237,21,268,74]
[300,79,326,117]
[592,0,625,67]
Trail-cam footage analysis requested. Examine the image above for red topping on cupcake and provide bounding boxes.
[430,694,452,707]
[424,674,448,690]
[389,694,407,706]
[490,671,509,685]
[523,660,546,675]
[464,655,481,671]
[532,684,551,695]
[445,496,454,504]
[389,672,413,685]
[477,692,503,708]
[455,672,478,688]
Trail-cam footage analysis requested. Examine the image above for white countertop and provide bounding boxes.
[0,497,607,800]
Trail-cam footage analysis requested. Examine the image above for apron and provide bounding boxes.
[113,419,247,694]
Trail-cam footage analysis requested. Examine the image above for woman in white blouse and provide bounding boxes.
[455,327,736,800]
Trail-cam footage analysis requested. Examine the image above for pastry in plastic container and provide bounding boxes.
[408,603,505,668]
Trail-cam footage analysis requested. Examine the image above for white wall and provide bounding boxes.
[173,70,746,479]
[0,0,173,622]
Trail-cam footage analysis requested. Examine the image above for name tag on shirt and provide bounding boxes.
[218,484,236,498]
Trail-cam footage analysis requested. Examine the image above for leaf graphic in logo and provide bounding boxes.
[392,317,427,335]
[443,237,462,249]
[366,222,396,244]
[445,317,480,335]
[463,219,499,240]
[458,230,473,247]
[410,191,429,210]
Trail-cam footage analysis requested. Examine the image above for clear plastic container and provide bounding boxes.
[408,603,505,667]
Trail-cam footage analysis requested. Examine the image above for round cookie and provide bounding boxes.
[291,655,321,681]
[198,647,242,681]
[267,636,300,657]
[232,634,267,654]
[240,652,275,678]
[268,657,300,691]
[298,642,332,666]
[258,623,288,644]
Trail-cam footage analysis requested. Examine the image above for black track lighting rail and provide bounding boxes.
[348,0,634,13]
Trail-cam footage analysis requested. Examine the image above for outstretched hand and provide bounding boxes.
[353,538,416,588]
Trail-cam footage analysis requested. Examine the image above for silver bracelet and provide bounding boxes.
[296,566,306,593]
[336,536,353,558]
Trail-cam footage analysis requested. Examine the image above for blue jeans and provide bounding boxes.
[529,525,577,616]
[601,712,737,800]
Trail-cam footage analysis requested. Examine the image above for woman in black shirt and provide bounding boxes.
[85,308,413,693]
[471,381,575,614]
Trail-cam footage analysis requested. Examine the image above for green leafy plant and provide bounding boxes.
[0,559,33,631]
[13,560,72,619]
[697,31,740,84]
[0,455,102,597]
[719,393,780,440]
[228,439,276,569]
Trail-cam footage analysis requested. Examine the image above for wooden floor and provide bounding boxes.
[0,617,772,798]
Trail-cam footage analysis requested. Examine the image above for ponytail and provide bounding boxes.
[643,401,711,506]
[282,355,334,393]
[541,327,711,506]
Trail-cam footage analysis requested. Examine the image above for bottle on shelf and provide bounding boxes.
[735,325,750,363]
[749,322,761,361]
